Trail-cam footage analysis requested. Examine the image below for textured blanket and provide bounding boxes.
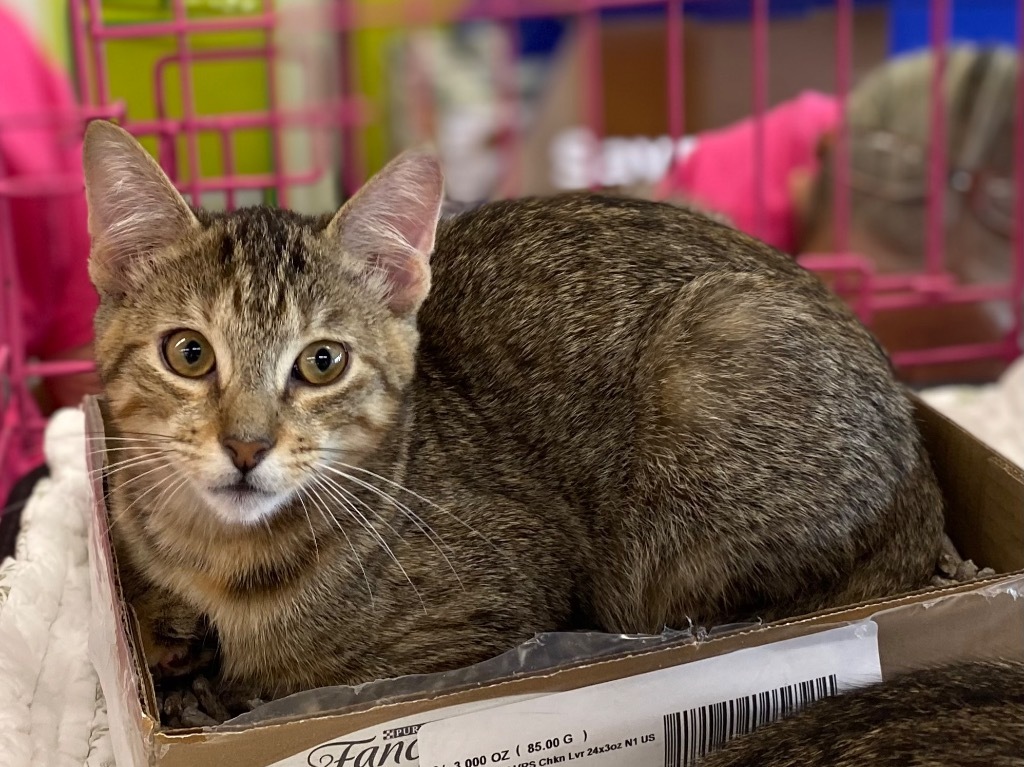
[0,409,112,767]
[0,359,1019,767]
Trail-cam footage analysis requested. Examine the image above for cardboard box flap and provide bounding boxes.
[913,395,1024,571]
[84,397,154,766]
[873,576,1024,677]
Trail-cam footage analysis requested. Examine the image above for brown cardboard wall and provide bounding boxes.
[915,398,1024,572]
[874,585,1024,678]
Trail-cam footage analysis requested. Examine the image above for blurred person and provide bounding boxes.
[1,6,100,535]
[0,5,100,414]
[657,46,1019,384]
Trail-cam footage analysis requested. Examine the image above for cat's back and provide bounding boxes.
[411,192,912,513]
[697,661,1024,767]
[425,194,810,318]
[417,193,839,417]
[415,194,824,489]
[420,194,855,369]
[410,191,942,628]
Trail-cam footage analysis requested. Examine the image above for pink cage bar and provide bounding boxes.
[1,0,1023,510]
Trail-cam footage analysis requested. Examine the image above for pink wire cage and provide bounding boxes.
[1,0,1023,510]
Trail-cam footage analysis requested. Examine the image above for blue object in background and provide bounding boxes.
[682,0,885,20]
[516,1,889,59]
[519,18,566,56]
[889,0,1020,54]
[516,1,1022,62]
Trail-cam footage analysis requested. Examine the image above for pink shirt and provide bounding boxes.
[656,91,840,253]
[0,7,97,361]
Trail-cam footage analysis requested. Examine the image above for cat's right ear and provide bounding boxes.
[325,150,444,316]
[82,120,199,296]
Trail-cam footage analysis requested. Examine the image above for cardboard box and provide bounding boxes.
[84,395,1024,767]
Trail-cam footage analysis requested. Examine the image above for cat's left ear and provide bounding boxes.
[325,150,443,316]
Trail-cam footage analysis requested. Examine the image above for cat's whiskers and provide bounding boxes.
[106,460,177,499]
[311,473,425,612]
[99,460,176,509]
[84,434,184,484]
[316,453,518,576]
[84,434,177,443]
[317,472,422,569]
[80,431,182,450]
[293,489,321,564]
[84,434,178,450]
[151,472,190,518]
[158,474,191,516]
[107,466,185,532]
[88,444,169,462]
[301,481,375,608]
[84,442,175,457]
[317,462,463,589]
[100,429,180,440]
[91,449,175,478]
[99,449,202,503]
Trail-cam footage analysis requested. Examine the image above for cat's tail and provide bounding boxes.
[695,660,1024,767]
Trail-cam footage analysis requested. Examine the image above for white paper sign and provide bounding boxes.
[416,622,882,767]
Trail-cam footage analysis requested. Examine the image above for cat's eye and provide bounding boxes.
[162,330,216,378]
[293,341,349,386]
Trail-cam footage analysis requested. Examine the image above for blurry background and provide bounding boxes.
[3,2,1018,200]
[1,0,1022,503]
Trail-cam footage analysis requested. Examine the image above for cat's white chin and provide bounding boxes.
[203,486,291,527]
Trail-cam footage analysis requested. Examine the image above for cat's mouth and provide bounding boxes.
[212,481,272,498]
[203,480,287,527]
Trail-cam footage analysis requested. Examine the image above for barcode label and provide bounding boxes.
[662,674,838,767]
[418,623,881,767]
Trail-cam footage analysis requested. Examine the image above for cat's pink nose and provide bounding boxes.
[222,437,274,473]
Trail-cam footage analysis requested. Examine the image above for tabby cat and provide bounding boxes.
[697,661,1024,767]
[84,119,944,700]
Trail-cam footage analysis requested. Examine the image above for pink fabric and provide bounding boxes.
[656,91,840,253]
[0,7,97,360]
[0,9,95,504]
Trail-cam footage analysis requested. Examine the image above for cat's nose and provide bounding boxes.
[222,437,274,473]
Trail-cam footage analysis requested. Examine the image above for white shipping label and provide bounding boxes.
[267,694,547,767]
[417,622,882,767]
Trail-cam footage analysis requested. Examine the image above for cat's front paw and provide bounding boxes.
[147,634,217,679]
[133,590,216,679]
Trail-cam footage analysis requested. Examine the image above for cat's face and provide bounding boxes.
[83,121,443,527]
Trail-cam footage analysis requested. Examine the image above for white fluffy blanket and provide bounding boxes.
[0,409,113,767]
[0,360,1019,767]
